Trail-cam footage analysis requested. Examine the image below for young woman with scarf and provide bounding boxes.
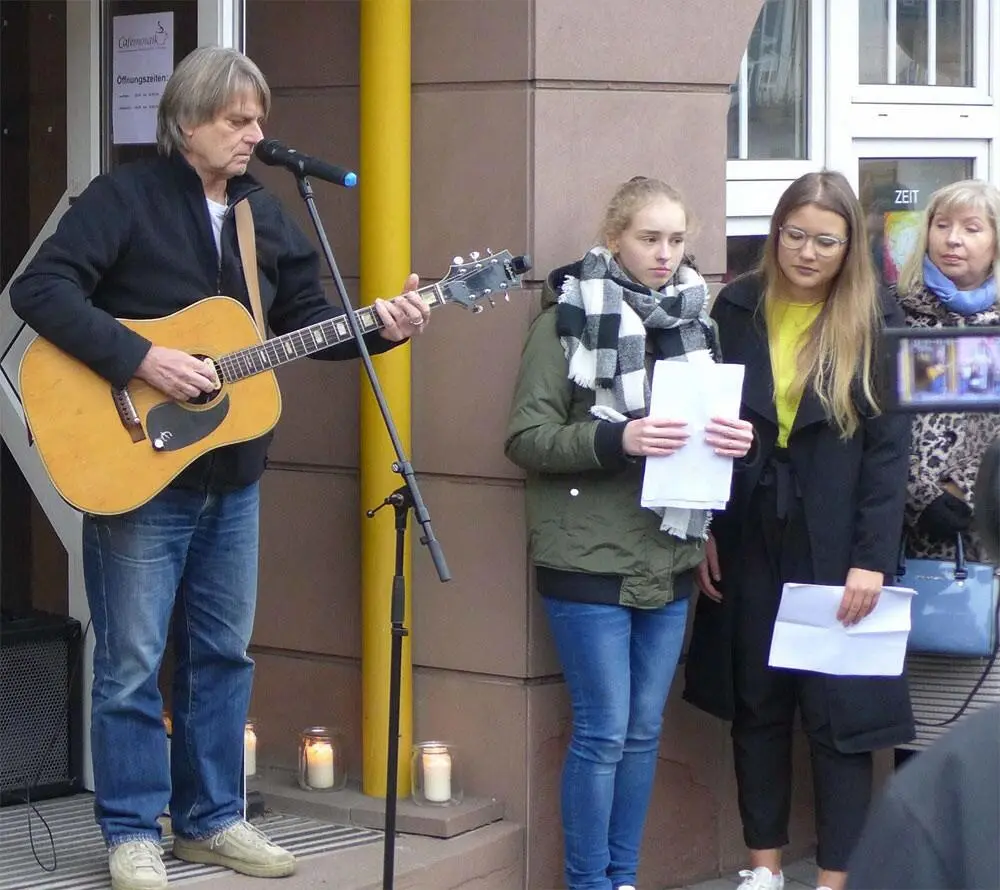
[683,171,914,890]
[894,179,1000,750]
[505,176,753,890]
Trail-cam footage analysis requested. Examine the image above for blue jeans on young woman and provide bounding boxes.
[543,581,691,890]
[82,483,259,847]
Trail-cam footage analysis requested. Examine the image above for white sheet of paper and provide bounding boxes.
[767,583,915,676]
[641,358,745,510]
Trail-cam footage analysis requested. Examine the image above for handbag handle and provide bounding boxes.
[954,532,968,582]
[897,532,968,581]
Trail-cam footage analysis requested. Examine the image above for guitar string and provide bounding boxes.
[214,284,448,383]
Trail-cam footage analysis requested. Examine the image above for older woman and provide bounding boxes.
[895,179,1000,749]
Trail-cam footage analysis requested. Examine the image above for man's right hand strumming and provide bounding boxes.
[135,345,221,401]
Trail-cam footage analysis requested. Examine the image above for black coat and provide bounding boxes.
[683,274,915,753]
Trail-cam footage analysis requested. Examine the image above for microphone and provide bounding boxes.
[254,139,358,188]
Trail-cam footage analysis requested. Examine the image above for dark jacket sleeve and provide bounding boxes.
[847,792,956,890]
[850,297,912,573]
[848,706,1000,890]
[265,202,396,362]
[8,176,152,388]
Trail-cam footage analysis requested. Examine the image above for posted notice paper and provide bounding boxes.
[768,583,916,676]
[112,13,174,145]
[641,357,746,511]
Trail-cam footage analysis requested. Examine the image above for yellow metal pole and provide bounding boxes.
[359,0,412,798]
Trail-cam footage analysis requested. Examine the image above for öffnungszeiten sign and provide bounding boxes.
[112,13,174,145]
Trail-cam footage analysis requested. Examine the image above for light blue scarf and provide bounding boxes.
[923,255,997,316]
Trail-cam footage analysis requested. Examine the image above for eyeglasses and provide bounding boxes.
[778,226,849,258]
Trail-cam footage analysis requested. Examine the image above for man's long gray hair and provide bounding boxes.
[157,46,270,156]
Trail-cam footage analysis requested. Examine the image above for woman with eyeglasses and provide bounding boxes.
[684,171,914,890]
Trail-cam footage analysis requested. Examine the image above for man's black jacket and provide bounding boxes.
[10,152,394,494]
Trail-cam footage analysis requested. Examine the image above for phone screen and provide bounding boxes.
[890,328,1000,411]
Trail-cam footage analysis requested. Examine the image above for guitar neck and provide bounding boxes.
[216,283,444,383]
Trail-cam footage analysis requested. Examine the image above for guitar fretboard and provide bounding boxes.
[215,285,444,383]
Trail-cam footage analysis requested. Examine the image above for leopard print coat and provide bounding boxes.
[898,284,1000,561]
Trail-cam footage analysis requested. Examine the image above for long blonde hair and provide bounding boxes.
[760,171,882,438]
[897,179,1000,294]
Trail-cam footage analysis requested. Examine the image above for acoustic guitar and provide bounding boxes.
[18,250,530,516]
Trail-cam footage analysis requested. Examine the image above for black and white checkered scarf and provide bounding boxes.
[556,246,715,539]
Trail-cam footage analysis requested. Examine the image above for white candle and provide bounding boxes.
[421,747,452,803]
[305,740,335,789]
[244,725,257,777]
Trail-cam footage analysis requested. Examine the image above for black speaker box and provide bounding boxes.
[0,609,83,805]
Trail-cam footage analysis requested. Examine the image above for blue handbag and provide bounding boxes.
[896,534,1000,658]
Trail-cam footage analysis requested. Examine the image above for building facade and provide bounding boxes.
[1,1,997,888]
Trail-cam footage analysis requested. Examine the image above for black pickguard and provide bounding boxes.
[146,395,230,452]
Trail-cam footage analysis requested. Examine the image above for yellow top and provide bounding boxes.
[766,298,824,447]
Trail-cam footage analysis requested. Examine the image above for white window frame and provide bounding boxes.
[727,0,826,180]
[851,0,993,105]
[845,137,991,198]
[728,1,998,235]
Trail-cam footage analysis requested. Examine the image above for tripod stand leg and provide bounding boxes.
[381,489,411,890]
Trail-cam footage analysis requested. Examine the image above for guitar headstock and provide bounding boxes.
[438,250,531,313]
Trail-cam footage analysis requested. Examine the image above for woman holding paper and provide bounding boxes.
[684,171,914,890]
[505,175,753,890]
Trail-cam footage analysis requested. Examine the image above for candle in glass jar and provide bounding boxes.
[305,740,335,789]
[421,747,452,803]
[244,724,257,777]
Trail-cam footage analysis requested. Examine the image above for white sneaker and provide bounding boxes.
[108,839,167,890]
[172,819,295,877]
[737,866,785,890]
[616,886,637,890]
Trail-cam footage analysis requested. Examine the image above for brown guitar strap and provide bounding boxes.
[234,198,266,337]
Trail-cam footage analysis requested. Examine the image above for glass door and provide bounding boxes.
[0,0,246,794]
[852,139,989,287]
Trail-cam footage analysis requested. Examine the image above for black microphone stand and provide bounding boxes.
[291,172,451,890]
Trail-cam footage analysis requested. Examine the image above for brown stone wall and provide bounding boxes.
[242,2,817,888]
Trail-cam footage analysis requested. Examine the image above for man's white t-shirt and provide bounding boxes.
[206,197,227,256]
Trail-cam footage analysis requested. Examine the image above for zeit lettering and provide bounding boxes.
[895,189,920,205]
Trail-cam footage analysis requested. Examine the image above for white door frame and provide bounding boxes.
[0,0,244,794]
[844,138,991,201]
[827,0,998,184]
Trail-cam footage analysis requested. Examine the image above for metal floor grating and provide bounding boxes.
[0,793,382,890]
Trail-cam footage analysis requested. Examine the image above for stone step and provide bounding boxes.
[194,820,525,890]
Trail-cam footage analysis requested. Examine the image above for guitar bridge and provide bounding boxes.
[112,386,146,443]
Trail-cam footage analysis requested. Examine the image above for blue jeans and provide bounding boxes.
[543,585,691,890]
[83,483,259,847]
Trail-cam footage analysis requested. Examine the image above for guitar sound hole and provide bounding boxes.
[187,354,222,406]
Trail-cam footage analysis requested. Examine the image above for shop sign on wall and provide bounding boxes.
[112,13,174,145]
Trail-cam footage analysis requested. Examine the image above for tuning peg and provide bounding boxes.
[470,251,480,261]
[485,247,493,255]
[472,305,484,314]
[453,256,464,265]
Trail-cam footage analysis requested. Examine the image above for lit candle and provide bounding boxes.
[305,740,335,789]
[244,724,257,778]
[421,746,452,803]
